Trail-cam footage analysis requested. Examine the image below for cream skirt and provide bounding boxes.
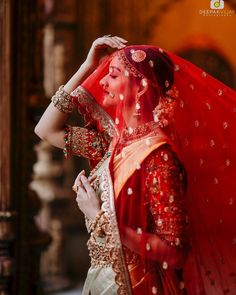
[82,266,118,295]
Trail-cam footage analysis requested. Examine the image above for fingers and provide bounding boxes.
[81,175,94,194]
[98,35,128,49]
[73,170,98,195]
[88,174,97,182]
[114,36,128,43]
[76,185,86,200]
[74,170,85,188]
[110,36,124,48]
[111,36,127,48]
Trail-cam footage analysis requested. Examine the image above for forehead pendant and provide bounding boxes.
[131,49,146,63]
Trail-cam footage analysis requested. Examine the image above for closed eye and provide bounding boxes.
[109,75,118,79]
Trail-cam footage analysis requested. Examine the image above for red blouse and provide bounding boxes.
[64,126,109,167]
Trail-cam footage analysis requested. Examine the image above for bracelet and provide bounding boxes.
[51,85,74,113]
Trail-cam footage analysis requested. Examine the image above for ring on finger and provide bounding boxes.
[72,185,78,193]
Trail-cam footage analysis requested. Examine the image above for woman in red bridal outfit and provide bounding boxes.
[35,36,236,295]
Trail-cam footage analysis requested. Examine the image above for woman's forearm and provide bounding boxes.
[63,62,93,93]
[121,226,188,269]
[34,63,93,147]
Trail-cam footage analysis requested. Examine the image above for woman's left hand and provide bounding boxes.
[73,170,101,220]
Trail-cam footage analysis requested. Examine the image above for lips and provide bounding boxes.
[103,89,115,98]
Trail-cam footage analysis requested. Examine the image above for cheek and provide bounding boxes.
[109,76,126,92]
[102,93,120,108]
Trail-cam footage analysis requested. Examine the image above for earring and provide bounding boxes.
[133,93,142,117]
[133,78,148,117]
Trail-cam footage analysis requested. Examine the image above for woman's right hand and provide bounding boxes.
[83,35,128,72]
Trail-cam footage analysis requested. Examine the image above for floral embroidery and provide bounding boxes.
[86,157,132,294]
[71,86,116,138]
[64,126,109,160]
[145,145,189,249]
[87,212,113,267]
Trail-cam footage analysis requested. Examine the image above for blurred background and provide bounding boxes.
[0,0,235,294]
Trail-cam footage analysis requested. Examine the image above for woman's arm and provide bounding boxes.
[121,226,188,269]
[34,36,127,148]
[34,63,93,148]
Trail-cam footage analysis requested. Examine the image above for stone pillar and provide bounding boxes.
[0,0,52,294]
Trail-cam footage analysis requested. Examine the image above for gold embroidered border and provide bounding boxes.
[70,86,118,138]
[99,162,133,295]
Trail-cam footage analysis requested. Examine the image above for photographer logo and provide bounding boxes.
[210,0,224,9]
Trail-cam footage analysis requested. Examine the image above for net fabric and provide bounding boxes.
[72,45,236,294]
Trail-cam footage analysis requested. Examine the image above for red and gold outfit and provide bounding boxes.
[64,45,236,294]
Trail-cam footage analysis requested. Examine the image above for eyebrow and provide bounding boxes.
[110,66,121,72]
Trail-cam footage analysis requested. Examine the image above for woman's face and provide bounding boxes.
[99,56,137,108]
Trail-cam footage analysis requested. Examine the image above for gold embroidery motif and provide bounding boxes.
[145,146,189,249]
[66,126,108,160]
[71,86,117,138]
[87,237,112,267]
[87,213,112,267]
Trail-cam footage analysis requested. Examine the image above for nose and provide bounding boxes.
[99,74,109,88]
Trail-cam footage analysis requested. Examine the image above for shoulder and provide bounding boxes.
[144,143,183,170]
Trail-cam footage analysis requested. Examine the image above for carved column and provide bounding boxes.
[0,0,52,294]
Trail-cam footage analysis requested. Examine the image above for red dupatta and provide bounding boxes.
[71,45,236,294]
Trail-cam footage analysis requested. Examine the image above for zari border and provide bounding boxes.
[117,49,145,80]
[70,86,118,138]
[100,162,132,295]
[117,49,157,88]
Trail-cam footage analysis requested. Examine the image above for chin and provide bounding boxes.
[102,96,116,108]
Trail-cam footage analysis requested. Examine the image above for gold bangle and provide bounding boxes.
[51,85,74,113]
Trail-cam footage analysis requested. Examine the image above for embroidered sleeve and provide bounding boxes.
[63,126,109,161]
[145,145,189,249]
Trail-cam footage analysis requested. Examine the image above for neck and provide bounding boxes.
[123,108,146,128]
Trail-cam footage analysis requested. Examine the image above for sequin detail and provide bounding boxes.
[131,49,147,62]
[64,126,109,161]
[145,146,189,249]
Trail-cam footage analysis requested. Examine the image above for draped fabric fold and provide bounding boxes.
[72,45,236,294]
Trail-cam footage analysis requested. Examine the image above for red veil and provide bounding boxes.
[72,45,236,294]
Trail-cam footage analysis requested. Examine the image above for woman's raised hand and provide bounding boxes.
[73,170,100,220]
[83,35,128,71]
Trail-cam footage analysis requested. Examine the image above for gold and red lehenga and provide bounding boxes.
[65,46,236,295]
